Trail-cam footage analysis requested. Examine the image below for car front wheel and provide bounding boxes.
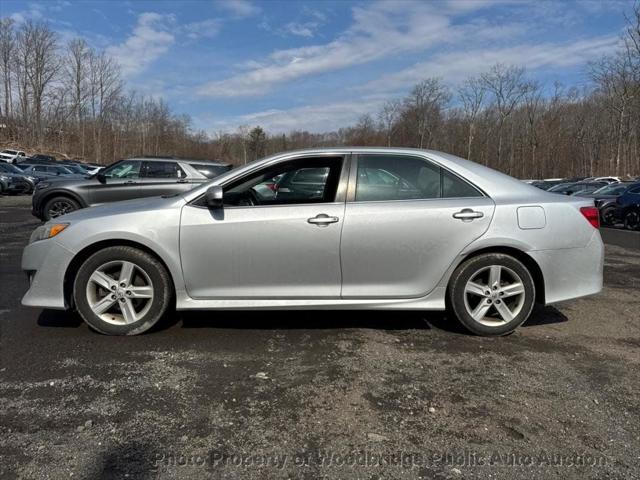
[43,196,80,220]
[73,246,172,335]
[448,253,536,336]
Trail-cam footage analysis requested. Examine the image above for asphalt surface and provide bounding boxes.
[1,195,639,480]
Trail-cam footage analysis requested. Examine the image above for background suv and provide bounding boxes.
[32,157,232,220]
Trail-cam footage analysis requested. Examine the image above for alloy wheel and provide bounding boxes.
[463,265,526,326]
[48,200,76,218]
[85,260,154,325]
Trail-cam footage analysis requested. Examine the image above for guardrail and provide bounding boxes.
[600,228,640,249]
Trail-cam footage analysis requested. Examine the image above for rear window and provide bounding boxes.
[192,164,231,179]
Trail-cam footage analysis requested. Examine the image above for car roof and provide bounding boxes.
[127,157,230,166]
[183,147,553,203]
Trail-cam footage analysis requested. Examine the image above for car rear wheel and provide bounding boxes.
[43,196,80,220]
[600,205,617,227]
[73,246,172,335]
[448,253,536,336]
[623,211,640,231]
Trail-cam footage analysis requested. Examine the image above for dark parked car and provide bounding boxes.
[531,179,567,190]
[17,164,85,180]
[547,181,607,196]
[614,182,640,230]
[32,157,232,220]
[579,182,634,226]
[0,162,36,194]
[27,154,57,163]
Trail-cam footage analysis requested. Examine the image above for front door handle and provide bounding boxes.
[307,214,339,226]
[124,180,137,184]
[453,209,484,221]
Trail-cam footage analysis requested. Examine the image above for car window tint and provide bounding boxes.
[356,155,440,201]
[441,170,482,197]
[103,160,141,179]
[355,155,481,202]
[33,165,47,172]
[223,157,342,207]
[630,187,640,194]
[143,161,182,178]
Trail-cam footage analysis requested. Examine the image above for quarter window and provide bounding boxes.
[355,155,481,202]
[143,161,184,178]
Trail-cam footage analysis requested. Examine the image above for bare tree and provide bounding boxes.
[64,38,90,156]
[16,21,60,145]
[481,64,528,172]
[458,76,485,161]
[405,78,450,149]
[378,99,401,147]
[0,18,15,121]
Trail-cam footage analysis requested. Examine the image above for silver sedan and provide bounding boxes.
[21,148,604,336]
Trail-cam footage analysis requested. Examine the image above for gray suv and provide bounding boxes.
[32,157,232,220]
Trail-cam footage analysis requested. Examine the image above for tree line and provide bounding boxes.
[0,5,638,178]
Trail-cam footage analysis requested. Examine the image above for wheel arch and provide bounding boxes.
[452,245,546,304]
[63,239,176,309]
[39,189,88,210]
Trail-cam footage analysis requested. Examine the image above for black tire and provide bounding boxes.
[73,246,172,335]
[42,195,80,220]
[599,205,617,227]
[623,211,640,231]
[448,253,536,336]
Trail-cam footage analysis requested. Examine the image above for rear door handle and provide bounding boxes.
[307,214,339,226]
[453,209,484,221]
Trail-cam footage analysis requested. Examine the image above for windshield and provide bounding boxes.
[592,183,629,195]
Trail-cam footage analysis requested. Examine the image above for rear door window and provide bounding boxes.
[355,154,481,202]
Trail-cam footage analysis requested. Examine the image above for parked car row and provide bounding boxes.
[527,176,640,231]
[30,157,232,220]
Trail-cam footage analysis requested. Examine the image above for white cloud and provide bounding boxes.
[198,1,452,97]
[216,0,260,17]
[106,12,175,78]
[210,97,388,133]
[185,19,221,40]
[282,22,316,38]
[364,35,622,93]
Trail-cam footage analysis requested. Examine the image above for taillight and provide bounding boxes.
[580,206,600,228]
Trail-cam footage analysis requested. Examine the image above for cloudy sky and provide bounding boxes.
[2,0,633,133]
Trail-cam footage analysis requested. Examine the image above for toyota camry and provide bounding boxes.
[21,148,604,336]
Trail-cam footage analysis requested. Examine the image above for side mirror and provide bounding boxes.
[96,172,106,184]
[205,185,224,209]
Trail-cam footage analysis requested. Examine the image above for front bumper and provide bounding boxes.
[529,229,604,305]
[21,239,76,309]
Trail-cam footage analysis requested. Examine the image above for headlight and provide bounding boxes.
[0,175,7,182]
[35,181,51,190]
[26,175,37,182]
[29,223,70,244]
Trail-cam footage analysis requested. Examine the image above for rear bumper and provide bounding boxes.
[21,239,75,310]
[529,229,604,305]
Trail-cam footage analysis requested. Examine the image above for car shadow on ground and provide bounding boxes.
[35,304,568,335]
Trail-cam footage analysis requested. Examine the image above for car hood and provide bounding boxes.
[39,175,95,187]
[52,194,187,223]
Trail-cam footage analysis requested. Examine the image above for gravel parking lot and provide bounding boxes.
[1,195,639,479]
